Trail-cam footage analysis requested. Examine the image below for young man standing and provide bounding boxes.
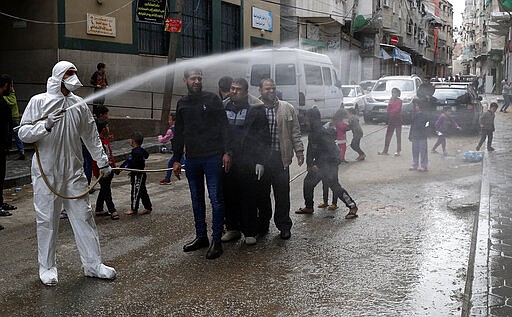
[0,74,14,223]
[172,69,231,259]
[221,78,270,245]
[257,78,304,240]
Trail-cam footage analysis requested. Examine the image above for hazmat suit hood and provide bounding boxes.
[46,61,79,96]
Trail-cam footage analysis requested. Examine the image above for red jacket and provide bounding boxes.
[387,98,403,125]
[92,137,116,178]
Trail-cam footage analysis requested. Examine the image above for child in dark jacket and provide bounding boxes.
[409,102,430,172]
[431,106,461,156]
[121,132,152,215]
[94,119,120,220]
[476,102,498,152]
[347,108,365,161]
[296,107,358,219]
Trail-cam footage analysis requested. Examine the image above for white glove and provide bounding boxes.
[99,165,112,178]
[45,109,65,131]
[255,164,264,180]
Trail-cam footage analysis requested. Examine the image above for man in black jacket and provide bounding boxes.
[0,74,14,222]
[296,107,358,219]
[172,68,231,259]
[221,78,270,245]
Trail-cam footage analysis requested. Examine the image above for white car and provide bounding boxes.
[341,85,366,113]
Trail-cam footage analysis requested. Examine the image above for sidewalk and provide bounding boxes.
[464,95,512,316]
[5,138,162,189]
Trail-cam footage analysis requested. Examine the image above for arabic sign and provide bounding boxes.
[136,0,166,24]
[87,13,116,37]
[252,7,273,32]
[164,18,182,33]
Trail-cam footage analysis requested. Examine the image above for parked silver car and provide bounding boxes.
[341,85,366,114]
[364,75,423,124]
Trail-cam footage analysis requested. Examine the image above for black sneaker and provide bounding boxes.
[488,147,495,152]
[0,209,12,217]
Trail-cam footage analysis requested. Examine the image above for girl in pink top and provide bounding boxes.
[379,87,403,156]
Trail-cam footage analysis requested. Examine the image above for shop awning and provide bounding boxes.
[379,48,392,60]
[392,47,412,64]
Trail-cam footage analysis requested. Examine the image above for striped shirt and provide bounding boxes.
[265,106,280,152]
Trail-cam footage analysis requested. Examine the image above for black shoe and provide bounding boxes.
[206,242,223,259]
[0,209,12,217]
[183,237,209,252]
[0,224,4,230]
[488,147,495,152]
[280,229,291,240]
[18,154,25,160]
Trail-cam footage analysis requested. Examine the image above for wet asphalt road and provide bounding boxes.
[0,122,482,316]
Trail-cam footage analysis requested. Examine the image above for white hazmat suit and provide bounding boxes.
[18,61,116,285]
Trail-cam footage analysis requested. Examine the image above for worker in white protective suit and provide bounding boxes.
[18,61,116,286]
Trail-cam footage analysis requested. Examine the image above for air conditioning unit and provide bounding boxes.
[382,0,390,7]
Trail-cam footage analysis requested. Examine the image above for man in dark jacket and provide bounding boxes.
[296,107,358,219]
[221,78,270,245]
[172,68,231,260]
[0,75,14,222]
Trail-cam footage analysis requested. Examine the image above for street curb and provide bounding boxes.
[4,144,161,189]
[462,152,490,316]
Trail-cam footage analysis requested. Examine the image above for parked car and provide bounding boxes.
[358,80,377,94]
[364,75,423,124]
[431,83,483,134]
[341,85,366,114]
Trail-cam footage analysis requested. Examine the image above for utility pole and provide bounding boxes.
[160,0,184,134]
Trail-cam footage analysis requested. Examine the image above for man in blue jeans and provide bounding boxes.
[172,68,231,260]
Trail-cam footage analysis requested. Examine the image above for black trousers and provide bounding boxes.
[0,150,5,206]
[350,136,365,156]
[257,151,292,232]
[304,163,356,210]
[224,164,259,237]
[95,173,116,212]
[130,173,152,212]
[477,129,493,150]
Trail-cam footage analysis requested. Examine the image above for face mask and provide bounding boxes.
[62,74,83,92]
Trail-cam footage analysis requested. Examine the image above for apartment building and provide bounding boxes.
[460,0,506,92]
[281,0,453,82]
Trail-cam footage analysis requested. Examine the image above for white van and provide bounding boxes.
[246,48,343,121]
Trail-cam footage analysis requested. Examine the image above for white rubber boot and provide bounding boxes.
[84,263,116,280]
[39,266,58,286]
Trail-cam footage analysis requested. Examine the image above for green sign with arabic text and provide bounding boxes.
[136,0,166,24]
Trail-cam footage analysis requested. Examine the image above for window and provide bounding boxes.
[220,2,241,52]
[250,64,270,86]
[342,87,356,97]
[304,64,323,85]
[181,0,212,58]
[138,21,169,56]
[275,64,296,85]
[322,67,332,86]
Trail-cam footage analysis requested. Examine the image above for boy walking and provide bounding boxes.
[347,108,365,161]
[122,132,152,215]
[431,106,461,156]
[94,118,120,220]
[476,103,498,152]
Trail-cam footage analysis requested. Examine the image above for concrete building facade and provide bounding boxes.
[0,0,280,118]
